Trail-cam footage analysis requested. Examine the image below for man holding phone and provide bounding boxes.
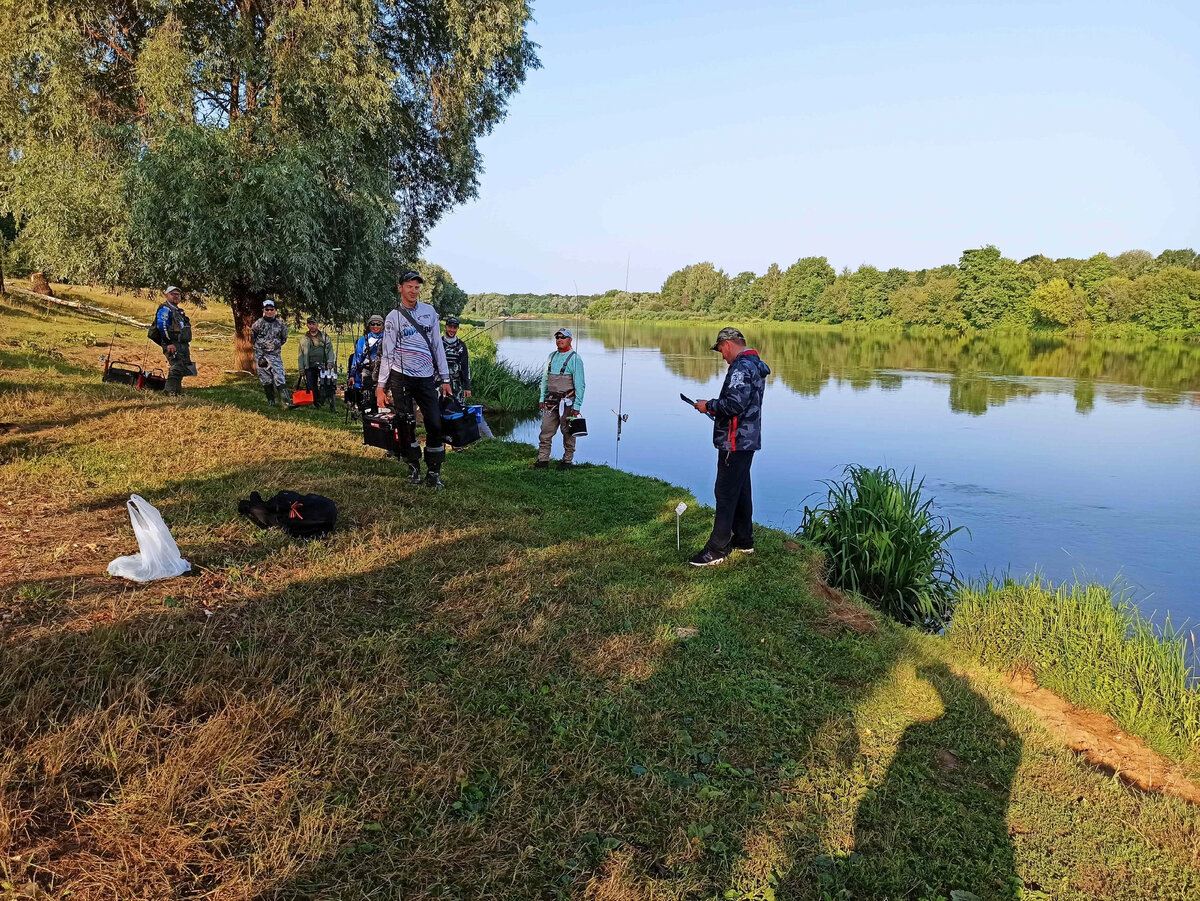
[689,327,770,566]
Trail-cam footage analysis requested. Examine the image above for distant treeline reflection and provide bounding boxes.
[508,321,1200,416]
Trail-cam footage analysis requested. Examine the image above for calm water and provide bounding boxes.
[491,320,1200,626]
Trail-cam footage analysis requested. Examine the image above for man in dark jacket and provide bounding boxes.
[442,316,472,404]
[690,327,770,566]
[155,285,194,395]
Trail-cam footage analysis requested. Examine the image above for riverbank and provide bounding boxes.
[2,289,1199,899]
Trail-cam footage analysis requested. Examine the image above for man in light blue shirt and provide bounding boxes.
[535,328,586,470]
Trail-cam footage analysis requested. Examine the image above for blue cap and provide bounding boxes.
[555,327,572,339]
[399,269,424,284]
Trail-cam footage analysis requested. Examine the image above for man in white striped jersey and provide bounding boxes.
[375,269,452,487]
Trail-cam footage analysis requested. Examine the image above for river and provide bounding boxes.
[489,319,1200,626]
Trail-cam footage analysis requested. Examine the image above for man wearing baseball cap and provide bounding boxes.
[153,285,195,395]
[534,327,586,470]
[249,298,289,407]
[688,326,770,566]
[298,317,335,409]
[347,314,386,412]
[375,269,452,487]
[441,316,472,405]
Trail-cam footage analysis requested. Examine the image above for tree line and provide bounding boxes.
[0,1,536,366]
[466,247,1200,333]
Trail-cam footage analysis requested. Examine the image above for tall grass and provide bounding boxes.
[799,465,964,630]
[950,578,1200,760]
[469,356,540,412]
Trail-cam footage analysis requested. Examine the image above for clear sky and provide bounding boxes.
[423,0,1200,295]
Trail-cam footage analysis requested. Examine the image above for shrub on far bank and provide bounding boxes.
[950,579,1200,762]
[798,465,963,631]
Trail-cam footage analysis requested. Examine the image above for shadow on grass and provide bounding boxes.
[1,435,911,899]
[792,663,1024,901]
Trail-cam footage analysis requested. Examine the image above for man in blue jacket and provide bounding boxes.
[690,327,770,566]
[155,285,194,395]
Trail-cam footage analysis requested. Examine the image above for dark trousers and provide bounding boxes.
[705,449,755,553]
[386,373,444,449]
[304,367,320,393]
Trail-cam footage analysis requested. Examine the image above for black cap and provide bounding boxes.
[446,316,460,326]
[306,317,318,325]
[399,269,424,284]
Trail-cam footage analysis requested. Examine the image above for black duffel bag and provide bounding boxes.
[440,396,481,448]
[238,491,337,538]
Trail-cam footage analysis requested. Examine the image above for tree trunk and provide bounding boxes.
[230,281,266,371]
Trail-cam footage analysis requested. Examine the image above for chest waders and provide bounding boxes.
[537,352,579,465]
[161,307,195,396]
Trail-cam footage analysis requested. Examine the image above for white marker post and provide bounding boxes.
[675,502,688,549]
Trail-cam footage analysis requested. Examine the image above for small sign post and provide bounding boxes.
[675,502,687,549]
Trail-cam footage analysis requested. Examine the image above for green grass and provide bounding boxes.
[1,289,1199,900]
[799,465,965,631]
[455,323,541,413]
[950,578,1200,763]
[469,356,541,412]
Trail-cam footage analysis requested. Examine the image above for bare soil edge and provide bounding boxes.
[795,546,1200,806]
[997,671,1200,804]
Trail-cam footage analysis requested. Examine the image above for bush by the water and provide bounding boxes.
[469,356,540,412]
[799,465,963,630]
[950,578,1200,760]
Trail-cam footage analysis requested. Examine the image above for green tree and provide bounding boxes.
[958,246,1034,327]
[0,1,537,368]
[1156,248,1198,270]
[1030,278,1087,326]
[775,256,836,320]
[660,262,730,313]
[1129,267,1200,330]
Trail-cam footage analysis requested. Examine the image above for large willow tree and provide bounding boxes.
[0,1,536,367]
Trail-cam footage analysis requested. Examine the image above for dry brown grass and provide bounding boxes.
[3,290,1200,900]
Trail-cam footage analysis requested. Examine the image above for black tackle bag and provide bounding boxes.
[238,491,338,538]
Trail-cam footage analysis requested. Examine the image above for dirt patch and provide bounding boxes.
[809,576,877,635]
[1003,671,1200,805]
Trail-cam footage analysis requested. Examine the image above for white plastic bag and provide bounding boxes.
[106,494,191,582]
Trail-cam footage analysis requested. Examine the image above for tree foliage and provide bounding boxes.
[0,0,537,360]
[471,246,1200,334]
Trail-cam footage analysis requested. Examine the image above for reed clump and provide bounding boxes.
[798,464,963,631]
[468,357,540,412]
[950,578,1200,760]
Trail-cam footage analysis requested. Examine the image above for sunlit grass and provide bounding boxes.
[950,578,1200,761]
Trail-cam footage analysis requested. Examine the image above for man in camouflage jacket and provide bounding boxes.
[690,327,771,566]
[249,299,289,406]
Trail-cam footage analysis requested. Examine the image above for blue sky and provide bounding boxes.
[423,0,1200,294]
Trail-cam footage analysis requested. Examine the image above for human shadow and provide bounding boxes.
[811,663,1024,900]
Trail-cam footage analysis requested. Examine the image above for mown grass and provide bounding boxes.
[950,579,1200,764]
[1,289,1199,899]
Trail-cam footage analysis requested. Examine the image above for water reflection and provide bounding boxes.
[491,319,1200,625]
[569,321,1200,413]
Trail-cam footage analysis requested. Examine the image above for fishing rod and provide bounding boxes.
[461,313,519,345]
[614,256,630,467]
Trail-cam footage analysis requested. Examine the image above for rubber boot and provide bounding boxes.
[404,447,423,485]
[424,445,446,488]
[265,384,276,407]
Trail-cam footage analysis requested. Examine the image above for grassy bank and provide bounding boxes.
[2,288,1199,899]
[951,579,1200,764]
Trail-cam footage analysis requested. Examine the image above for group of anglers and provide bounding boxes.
[150,272,766,564]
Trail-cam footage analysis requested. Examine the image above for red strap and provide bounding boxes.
[730,415,738,451]
[289,502,304,520]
